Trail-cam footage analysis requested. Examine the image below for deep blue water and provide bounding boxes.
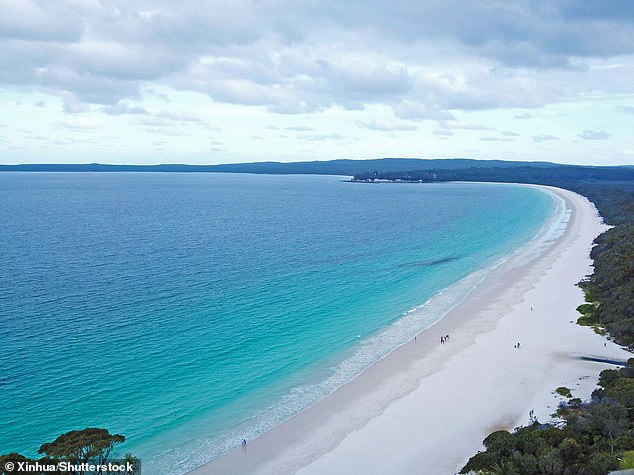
[0,173,554,473]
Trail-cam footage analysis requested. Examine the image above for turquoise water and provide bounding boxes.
[0,173,555,473]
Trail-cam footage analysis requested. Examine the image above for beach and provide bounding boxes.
[191,185,631,475]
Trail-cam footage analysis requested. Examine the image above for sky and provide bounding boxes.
[1,0,634,166]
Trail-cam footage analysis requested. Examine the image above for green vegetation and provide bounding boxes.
[352,166,634,184]
[555,387,572,398]
[558,182,634,349]
[0,428,138,475]
[461,360,634,474]
[38,428,124,464]
[619,450,634,469]
[451,176,633,474]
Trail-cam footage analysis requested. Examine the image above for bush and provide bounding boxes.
[577,315,596,326]
[556,387,572,398]
[483,430,516,457]
[460,450,500,473]
[577,303,596,316]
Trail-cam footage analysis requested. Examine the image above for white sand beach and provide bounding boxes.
[192,186,631,475]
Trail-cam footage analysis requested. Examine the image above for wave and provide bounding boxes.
[147,185,567,475]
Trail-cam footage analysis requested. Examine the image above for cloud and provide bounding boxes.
[298,133,345,141]
[0,1,86,43]
[130,110,209,130]
[532,134,559,142]
[501,131,520,136]
[356,119,417,131]
[331,1,634,67]
[61,93,91,113]
[157,111,206,124]
[617,105,634,114]
[173,48,415,113]
[1,0,634,120]
[579,129,610,140]
[480,137,514,142]
[438,120,495,131]
[392,100,454,120]
[285,126,314,131]
[514,113,533,119]
[103,102,148,115]
[433,129,454,137]
[56,117,101,129]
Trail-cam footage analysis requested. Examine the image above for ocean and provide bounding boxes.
[0,173,555,474]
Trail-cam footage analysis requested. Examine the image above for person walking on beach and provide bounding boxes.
[242,439,247,449]
[441,336,444,344]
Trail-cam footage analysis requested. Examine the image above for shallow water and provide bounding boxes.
[0,173,553,473]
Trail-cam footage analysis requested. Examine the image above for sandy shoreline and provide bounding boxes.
[191,185,631,475]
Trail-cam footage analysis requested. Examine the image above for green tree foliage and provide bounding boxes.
[556,387,572,398]
[489,459,520,474]
[588,402,628,455]
[0,428,130,475]
[461,362,634,474]
[38,428,125,465]
[352,166,634,187]
[483,431,517,457]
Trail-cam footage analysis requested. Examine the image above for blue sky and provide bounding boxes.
[1,0,634,165]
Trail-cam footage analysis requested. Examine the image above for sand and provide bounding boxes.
[191,185,631,475]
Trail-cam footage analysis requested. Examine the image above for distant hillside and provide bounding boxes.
[0,158,561,175]
[196,158,562,175]
[352,165,634,184]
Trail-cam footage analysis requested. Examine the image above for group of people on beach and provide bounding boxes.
[413,333,450,344]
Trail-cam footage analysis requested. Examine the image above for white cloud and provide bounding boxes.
[56,117,100,129]
[356,120,417,131]
[4,0,631,115]
[480,137,514,142]
[1,0,634,165]
[438,120,495,131]
[579,129,610,140]
[433,129,454,137]
[285,126,314,131]
[103,101,148,115]
[298,133,345,141]
[532,134,559,142]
